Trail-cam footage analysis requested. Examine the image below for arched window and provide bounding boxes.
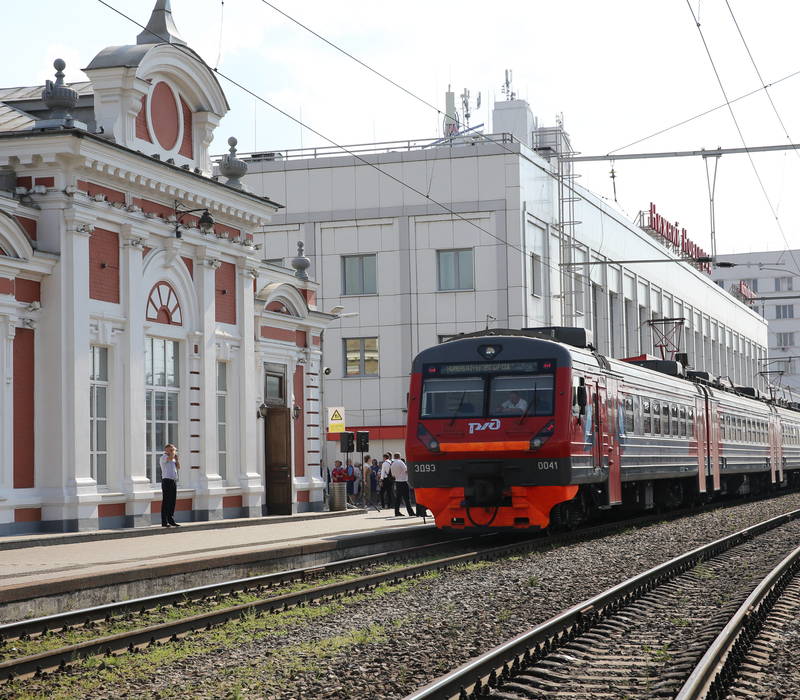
[146,281,182,325]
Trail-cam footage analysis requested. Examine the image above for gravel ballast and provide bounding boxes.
[6,492,800,699]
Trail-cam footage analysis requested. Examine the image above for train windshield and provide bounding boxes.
[420,378,484,419]
[419,363,556,419]
[489,375,554,417]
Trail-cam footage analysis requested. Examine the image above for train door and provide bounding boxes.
[769,413,783,484]
[706,398,721,492]
[605,377,622,505]
[694,393,708,494]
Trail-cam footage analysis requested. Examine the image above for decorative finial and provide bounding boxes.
[39,59,80,126]
[291,241,311,281]
[137,0,188,46]
[218,136,248,189]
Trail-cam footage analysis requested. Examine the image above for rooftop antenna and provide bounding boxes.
[461,88,481,130]
[501,69,516,101]
[443,84,460,138]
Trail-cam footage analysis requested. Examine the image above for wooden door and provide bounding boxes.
[265,406,292,515]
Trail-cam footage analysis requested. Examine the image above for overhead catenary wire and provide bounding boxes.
[95,0,649,292]
[684,0,800,277]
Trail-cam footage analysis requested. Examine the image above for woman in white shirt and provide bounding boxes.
[160,444,180,527]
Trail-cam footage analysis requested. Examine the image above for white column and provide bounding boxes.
[237,262,262,517]
[41,217,96,529]
[119,225,152,527]
[0,316,14,519]
[193,253,223,519]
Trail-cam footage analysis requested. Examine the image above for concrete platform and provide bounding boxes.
[0,510,436,620]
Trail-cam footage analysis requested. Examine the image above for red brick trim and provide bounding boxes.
[222,495,243,508]
[77,180,126,205]
[175,498,192,511]
[14,216,37,241]
[13,328,35,488]
[89,228,120,303]
[98,503,126,518]
[15,279,40,303]
[34,176,55,188]
[14,507,41,522]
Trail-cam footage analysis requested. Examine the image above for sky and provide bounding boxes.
[3,0,800,262]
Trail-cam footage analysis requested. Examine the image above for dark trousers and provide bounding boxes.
[161,478,177,525]
[379,479,394,508]
[394,481,414,515]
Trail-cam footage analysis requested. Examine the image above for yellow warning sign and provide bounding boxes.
[327,407,346,433]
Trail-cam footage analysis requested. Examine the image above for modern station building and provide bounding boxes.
[0,1,332,535]
[712,249,800,394]
[241,97,768,460]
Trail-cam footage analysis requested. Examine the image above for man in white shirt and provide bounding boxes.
[159,443,180,527]
[501,391,528,415]
[390,453,415,517]
[378,453,394,509]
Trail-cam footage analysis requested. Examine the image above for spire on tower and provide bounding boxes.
[136,0,188,46]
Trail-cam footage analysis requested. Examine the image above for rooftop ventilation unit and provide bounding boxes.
[687,370,714,383]
[625,358,686,378]
[522,326,592,349]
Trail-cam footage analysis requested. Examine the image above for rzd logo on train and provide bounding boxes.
[468,419,501,434]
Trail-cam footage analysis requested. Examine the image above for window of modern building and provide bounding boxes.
[344,337,379,376]
[530,253,543,297]
[145,337,179,483]
[217,362,227,481]
[776,277,794,292]
[741,278,759,292]
[777,332,795,348]
[90,345,109,486]
[776,304,795,319]
[437,249,474,291]
[342,254,377,295]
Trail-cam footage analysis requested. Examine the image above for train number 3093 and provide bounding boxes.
[413,464,437,472]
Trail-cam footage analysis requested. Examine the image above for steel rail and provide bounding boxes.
[0,536,551,681]
[404,508,800,700]
[675,542,800,699]
[0,534,475,642]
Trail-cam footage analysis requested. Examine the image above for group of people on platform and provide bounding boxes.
[327,452,418,517]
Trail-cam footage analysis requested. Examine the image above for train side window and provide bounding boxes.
[652,400,661,435]
[679,406,687,437]
[688,408,695,437]
[671,404,679,435]
[737,418,743,442]
[624,396,634,434]
[661,403,671,436]
[643,399,651,434]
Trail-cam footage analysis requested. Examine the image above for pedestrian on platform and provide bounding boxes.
[379,452,394,509]
[160,444,180,527]
[345,459,357,505]
[331,460,346,483]
[391,453,415,517]
[369,457,381,498]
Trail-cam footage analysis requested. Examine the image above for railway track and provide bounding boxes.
[406,508,800,700]
[0,502,725,684]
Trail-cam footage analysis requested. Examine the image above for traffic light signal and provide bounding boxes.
[339,431,355,453]
[356,431,369,452]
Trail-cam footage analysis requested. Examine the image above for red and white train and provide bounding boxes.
[406,328,800,531]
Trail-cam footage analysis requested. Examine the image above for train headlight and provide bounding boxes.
[478,344,501,359]
[529,421,555,450]
[417,423,441,453]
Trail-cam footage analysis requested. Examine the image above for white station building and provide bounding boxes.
[0,1,332,535]
[241,94,768,461]
[712,250,800,394]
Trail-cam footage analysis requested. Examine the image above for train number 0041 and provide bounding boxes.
[413,464,437,472]
[537,461,559,470]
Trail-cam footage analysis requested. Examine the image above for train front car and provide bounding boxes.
[406,333,579,530]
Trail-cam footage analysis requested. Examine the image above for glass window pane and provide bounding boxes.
[167,423,178,447]
[96,454,107,486]
[96,387,107,418]
[166,341,179,387]
[438,251,455,290]
[144,339,152,385]
[217,395,226,422]
[363,338,379,375]
[146,425,152,452]
[98,347,108,382]
[154,339,166,386]
[363,255,377,294]
[155,423,166,451]
[490,375,555,416]
[217,362,227,391]
[146,391,152,421]
[96,420,107,452]
[155,392,166,421]
[218,423,226,450]
[167,392,178,421]
[343,256,361,295]
[420,377,484,418]
[345,339,361,376]
[458,249,474,289]
[218,452,226,480]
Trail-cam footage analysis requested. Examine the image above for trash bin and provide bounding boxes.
[329,482,347,511]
